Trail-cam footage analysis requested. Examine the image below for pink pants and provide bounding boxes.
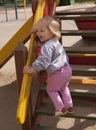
[47,64,73,110]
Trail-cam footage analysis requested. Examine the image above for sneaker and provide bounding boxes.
[67,107,74,114]
[55,108,68,117]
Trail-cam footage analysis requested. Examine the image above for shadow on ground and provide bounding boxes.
[0,81,21,130]
[0,80,96,130]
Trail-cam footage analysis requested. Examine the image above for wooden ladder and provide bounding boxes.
[32,8,96,130]
[15,5,96,130]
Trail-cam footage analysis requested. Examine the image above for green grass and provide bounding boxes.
[75,0,96,3]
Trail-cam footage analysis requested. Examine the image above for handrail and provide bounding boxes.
[16,0,46,124]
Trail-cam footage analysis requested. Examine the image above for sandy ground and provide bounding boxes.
[0,6,32,130]
[0,3,96,130]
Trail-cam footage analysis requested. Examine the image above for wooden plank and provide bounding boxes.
[56,4,96,15]
[54,14,96,20]
[66,49,96,55]
[63,39,96,54]
[70,76,96,86]
[71,64,96,71]
[36,97,96,120]
[14,43,33,130]
[71,64,96,76]
[56,11,96,15]
[68,54,96,57]
[40,82,96,98]
[65,43,96,54]
[68,54,96,65]
[70,85,96,98]
[14,43,27,91]
[61,30,96,36]
[75,20,96,39]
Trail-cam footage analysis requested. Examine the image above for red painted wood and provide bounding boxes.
[69,55,96,65]
[76,20,96,29]
[76,20,96,39]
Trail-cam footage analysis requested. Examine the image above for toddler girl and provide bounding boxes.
[23,16,73,116]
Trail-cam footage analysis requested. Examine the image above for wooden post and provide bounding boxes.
[14,43,33,130]
[14,43,27,92]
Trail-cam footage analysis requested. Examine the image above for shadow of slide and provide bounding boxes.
[0,81,21,130]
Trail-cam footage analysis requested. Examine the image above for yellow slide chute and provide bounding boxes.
[0,16,33,67]
[16,0,46,124]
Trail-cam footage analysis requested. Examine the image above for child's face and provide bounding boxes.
[36,24,53,42]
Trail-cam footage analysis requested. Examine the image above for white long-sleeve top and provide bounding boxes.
[32,39,69,74]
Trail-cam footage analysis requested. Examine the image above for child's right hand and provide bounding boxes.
[23,66,32,74]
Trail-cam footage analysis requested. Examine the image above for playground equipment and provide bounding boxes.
[15,2,96,129]
[3,0,26,21]
[0,16,33,67]
[3,0,18,21]
[16,0,60,125]
[0,0,96,130]
[16,0,27,19]
[1,0,76,21]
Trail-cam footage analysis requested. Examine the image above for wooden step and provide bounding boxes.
[61,30,96,36]
[36,97,96,120]
[61,29,96,40]
[70,85,96,98]
[66,49,96,55]
[56,4,96,15]
[70,76,96,86]
[63,38,96,54]
[40,83,96,98]
[68,54,96,65]
[71,64,96,76]
[54,14,96,20]
[56,10,96,15]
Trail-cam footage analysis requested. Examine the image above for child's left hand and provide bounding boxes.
[23,66,36,74]
[31,26,37,33]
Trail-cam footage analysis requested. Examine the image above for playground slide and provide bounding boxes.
[16,0,46,124]
[0,16,33,68]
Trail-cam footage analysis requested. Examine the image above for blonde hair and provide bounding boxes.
[36,16,61,40]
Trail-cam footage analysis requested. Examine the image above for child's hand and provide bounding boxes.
[31,26,37,33]
[23,66,36,74]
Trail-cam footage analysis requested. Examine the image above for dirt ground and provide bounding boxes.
[0,3,96,130]
[0,6,32,130]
